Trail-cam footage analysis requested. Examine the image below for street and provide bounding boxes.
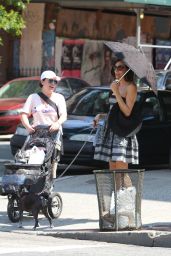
[0,137,14,160]
[1,138,171,254]
[1,232,171,256]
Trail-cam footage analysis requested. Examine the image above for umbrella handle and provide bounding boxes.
[111,69,131,96]
[114,68,131,84]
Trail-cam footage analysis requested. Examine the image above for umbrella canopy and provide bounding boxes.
[105,41,157,94]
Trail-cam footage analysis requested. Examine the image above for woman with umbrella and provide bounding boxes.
[93,58,139,189]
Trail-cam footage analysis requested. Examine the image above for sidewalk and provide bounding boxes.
[1,169,171,247]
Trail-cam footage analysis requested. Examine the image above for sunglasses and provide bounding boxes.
[48,79,58,85]
[113,65,126,72]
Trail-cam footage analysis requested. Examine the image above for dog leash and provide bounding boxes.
[57,127,95,179]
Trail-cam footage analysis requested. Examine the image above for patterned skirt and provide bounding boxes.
[93,122,139,164]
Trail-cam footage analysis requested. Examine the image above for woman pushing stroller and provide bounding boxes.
[20,70,67,178]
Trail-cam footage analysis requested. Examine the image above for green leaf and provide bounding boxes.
[0,0,30,42]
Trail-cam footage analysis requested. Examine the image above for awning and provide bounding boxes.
[125,0,171,6]
[33,0,171,8]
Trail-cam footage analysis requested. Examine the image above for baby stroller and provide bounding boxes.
[1,126,63,224]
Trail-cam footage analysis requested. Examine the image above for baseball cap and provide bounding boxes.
[40,70,61,81]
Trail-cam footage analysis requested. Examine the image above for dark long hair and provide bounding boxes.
[111,58,134,82]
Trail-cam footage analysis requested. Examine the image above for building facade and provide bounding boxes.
[0,1,171,85]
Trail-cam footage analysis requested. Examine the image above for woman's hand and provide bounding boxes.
[49,121,60,132]
[93,114,101,127]
[26,125,35,134]
[110,80,119,95]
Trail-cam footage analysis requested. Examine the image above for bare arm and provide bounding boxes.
[93,113,107,127]
[20,113,35,133]
[111,81,137,117]
[49,112,67,132]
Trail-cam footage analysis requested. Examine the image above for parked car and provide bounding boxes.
[10,86,171,169]
[0,76,90,135]
[156,70,171,90]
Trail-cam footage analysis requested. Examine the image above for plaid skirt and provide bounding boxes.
[93,122,139,164]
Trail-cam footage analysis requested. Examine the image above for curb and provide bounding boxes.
[40,230,171,248]
[0,159,14,163]
[0,159,14,178]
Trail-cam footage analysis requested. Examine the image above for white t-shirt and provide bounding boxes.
[22,93,67,127]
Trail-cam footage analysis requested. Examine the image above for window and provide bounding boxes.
[165,74,171,90]
[161,93,171,121]
[68,78,89,92]
[0,80,40,98]
[142,96,160,120]
[67,89,109,116]
[56,80,71,99]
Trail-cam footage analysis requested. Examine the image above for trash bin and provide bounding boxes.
[94,169,144,231]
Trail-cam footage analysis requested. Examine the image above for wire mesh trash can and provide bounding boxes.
[94,169,144,231]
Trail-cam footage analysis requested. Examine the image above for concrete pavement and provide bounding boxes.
[1,168,171,247]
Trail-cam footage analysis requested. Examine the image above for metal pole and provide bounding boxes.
[136,9,141,49]
[139,44,171,49]
[164,58,171,70]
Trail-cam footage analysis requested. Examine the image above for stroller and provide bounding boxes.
[1,126,63,224]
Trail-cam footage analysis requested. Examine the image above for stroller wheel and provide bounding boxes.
[7,195,20,223]
[48,192,63,219]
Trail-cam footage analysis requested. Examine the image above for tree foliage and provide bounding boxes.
[0,0,30,43]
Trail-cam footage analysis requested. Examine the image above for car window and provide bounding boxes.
[56,80,71,99]
[165,74,171,90]
[67,78,89,92]
[0,80,40,98]
[161,93,171,121]
[156,72,165,90]
[142,96,160,120]
[67,88,109,116]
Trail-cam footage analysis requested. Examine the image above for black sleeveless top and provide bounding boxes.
[107,90,142,137]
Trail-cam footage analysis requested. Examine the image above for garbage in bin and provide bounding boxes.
[94,169,144,231]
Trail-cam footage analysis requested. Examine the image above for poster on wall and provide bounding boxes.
[72,40,84,77]
[100,45,114,85]
[81,40,104,85]
[61,39,84,77]
[155,39,171,69]
[61,39,73,76]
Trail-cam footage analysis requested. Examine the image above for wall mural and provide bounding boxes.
[55,34,152,86]
[18,5,168,82]
[56,9,136,41]
[55,9,155,85]
[56,38,105,84]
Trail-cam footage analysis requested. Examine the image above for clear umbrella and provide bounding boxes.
[105,41,157,94]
